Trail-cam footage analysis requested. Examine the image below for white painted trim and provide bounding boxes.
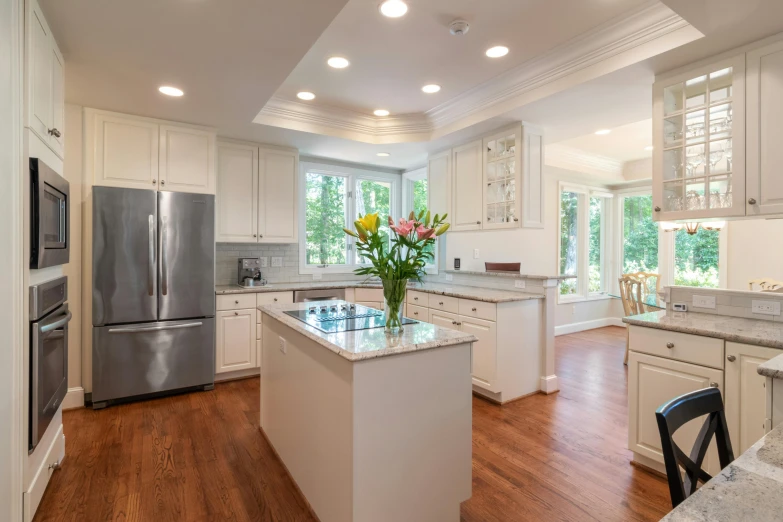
[555,317,625,337]
[546,144,624,179]
[62,387,85,410]
[254,2,695,143]
[540,375,559,394]
[213,367,260,382]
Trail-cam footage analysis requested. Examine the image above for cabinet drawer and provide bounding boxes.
[428,294,459,314]
[629,326,724,369]
[407,304,428,321]
[355,288,383,302]
[216,293,256,311]
[407,290,429,306]
[458,298,497,322]
[256,291,293,307]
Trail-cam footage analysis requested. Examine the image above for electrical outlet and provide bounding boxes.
[312,273,323,280]
[279,336,287,354]
[692,295,716,309]
[473,248,480,259]
[259,257,268,268]
[752,300,781,316]
[271,257,282,267]
[515,280,526,289]
[672,303,688,312]
[444,274,453,282]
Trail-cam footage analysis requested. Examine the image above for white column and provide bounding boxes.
[540,279,559,394]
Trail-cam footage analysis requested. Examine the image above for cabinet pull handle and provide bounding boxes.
[414,312,418,315]
[654,206,661,212]
[273,298,278,302]
[513,218,519,222]
[48,460,61,471]
[161,180,165,186]
[666,342,674,349]
[452,320,457,325]
[709,382,719,388]
[748,198,757,205]
[235,300,239,304]
[476,221,481,225]
[47,128,61,138]
[727,355,736,362]
[471,307,477,311]
[152,179,157,185]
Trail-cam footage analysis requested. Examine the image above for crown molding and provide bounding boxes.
[254,0,698,144]
[546,144,624,180]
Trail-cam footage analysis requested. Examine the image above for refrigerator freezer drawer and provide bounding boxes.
[92,318,215,403]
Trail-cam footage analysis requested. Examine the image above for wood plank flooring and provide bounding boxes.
[34,326,670,522]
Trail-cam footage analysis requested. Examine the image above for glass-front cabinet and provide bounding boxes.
[652,54,746,221]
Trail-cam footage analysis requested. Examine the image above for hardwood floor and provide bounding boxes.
[34,326,670,522]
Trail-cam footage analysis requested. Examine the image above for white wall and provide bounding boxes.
[725,219,783,290]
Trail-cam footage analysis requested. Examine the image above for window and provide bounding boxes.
[674,228,720,287]
[300,162,399,274]
[402,168,436,272]
[621,194,659,274]
[559,183,611,300]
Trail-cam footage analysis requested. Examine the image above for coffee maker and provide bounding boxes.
[238,258,265,287]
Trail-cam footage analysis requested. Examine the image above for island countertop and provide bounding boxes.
[217,281,544,303]
[258,301,477,362]
[622,310,783,350]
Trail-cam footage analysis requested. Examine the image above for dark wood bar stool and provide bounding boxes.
[655,387,735,508]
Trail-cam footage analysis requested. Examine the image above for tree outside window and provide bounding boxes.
[674,228,719,288]
[305,172,347,266]
[559,191,579,295]
[622,195,659,274]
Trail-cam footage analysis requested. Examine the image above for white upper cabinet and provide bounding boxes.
[159,125,216,194]
[427,149,451,220]
[86,109,216,194]
[26,0,65,159]
[216,141,258,242]
[746,40,783,216]
[652,54,746,222]
[258,148,297,243]
[451,140,483,232]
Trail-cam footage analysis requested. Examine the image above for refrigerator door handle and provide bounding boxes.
[161,216,168,296]
[108,322,203,334]
[148,215,155,296]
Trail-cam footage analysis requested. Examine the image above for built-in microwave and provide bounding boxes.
[30,158,70,269]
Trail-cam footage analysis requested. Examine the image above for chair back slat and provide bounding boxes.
[618,276,644,316]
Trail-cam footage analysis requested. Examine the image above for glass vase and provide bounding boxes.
[381,278,408,334]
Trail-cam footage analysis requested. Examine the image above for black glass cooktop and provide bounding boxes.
[284,303,417,333]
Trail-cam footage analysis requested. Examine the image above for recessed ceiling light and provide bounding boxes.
[645,145,654,151]
[379,0,408,18]
[374,109,390,117]
[595,129,611,135]
[327,56,350,69]
[486,46,509,58]
[158,86,184,97]
[422,84,441,94]
[377,152,390,157]
[297,91,316,101]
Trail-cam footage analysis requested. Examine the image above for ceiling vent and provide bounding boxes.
[449,19,470,36]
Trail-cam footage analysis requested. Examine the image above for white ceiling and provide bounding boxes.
[274,0,649,116]
[555,119,653,163]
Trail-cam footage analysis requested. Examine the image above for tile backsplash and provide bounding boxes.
[666,286,783,323]
[216,243,365,286]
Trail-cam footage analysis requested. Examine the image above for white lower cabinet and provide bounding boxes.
[216,309,256,373]
[725,342,779,453]
[461,317,497,390]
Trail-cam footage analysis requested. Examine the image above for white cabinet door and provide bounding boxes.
[460,316,497,391]
[429,309,458,329]
[427,149,451,220]
[91,111,160,189]
[725,342,778,453]
[521,125,545,228]
[216,309,256,374]
[27,0,52,142]
[49,43,64,158]
[216,141,258,242]
[159,125,216,194]
[747,41,783,216]
[451,140,483,231]
[628,351,724,475]
[258,148,297,243]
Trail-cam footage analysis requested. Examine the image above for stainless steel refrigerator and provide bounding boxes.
[91,187,215,408]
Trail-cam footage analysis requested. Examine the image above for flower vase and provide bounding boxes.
[381,278,408,334]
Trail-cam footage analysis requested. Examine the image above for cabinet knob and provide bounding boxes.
[48,460,61,472]
[152,179,157,185]
[471,307,477,311]
[259,234,263,238]
[710,382,719,388]
[234,312,238,316]
[414,297,418,301]
[476,221,481,225]
[161,180,165,186]
[273,298,278,302]
[414,312,418,316]
[439,301,444,305]
[727,355,736,362]
[253,234,257,237]
[513,218,519,222]
[47,128,61,138]
[666,342,674,349]
[654,206,661,212]
[235,300,239,304]
[748,198,757,205]
[452,320,458,325]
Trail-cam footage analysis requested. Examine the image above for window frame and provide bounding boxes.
[557,182,613,304]
[299,161,400,275]
[402,167,437,274]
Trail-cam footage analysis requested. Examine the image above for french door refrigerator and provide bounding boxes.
[92,187,215,408]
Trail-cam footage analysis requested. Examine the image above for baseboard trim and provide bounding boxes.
[555,317,626,336]
[62,387,85,410]
[214,367,260,383]
[540,375,559,394]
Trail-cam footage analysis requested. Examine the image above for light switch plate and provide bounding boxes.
[260,257,268,268]
[279,336,287,354]
[473,248,480,259]
[752,300,781,316]
[444,274,453,282]
[271,257,282,267]
[692,295,716,309]
[515,280,526,289]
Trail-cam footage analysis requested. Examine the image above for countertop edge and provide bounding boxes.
[758,354,783,379]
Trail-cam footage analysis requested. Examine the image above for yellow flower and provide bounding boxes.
[358,213,379,234]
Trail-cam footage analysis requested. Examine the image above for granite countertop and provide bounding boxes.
[662,422,783,521]
[444,269,575,280]
[758,354,783,379]
[623,311,783,350]
[216,281,544,304]
[258,300,477,362]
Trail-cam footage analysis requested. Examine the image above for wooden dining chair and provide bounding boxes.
[748,278,783,292]
[618,275,644,365]
[625,271,661,310]
[655,387,735,509]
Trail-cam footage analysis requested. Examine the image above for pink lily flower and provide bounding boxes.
[391,218,416,237]
[418,227,435,240]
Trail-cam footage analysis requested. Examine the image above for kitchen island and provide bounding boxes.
[257,301,476,522]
